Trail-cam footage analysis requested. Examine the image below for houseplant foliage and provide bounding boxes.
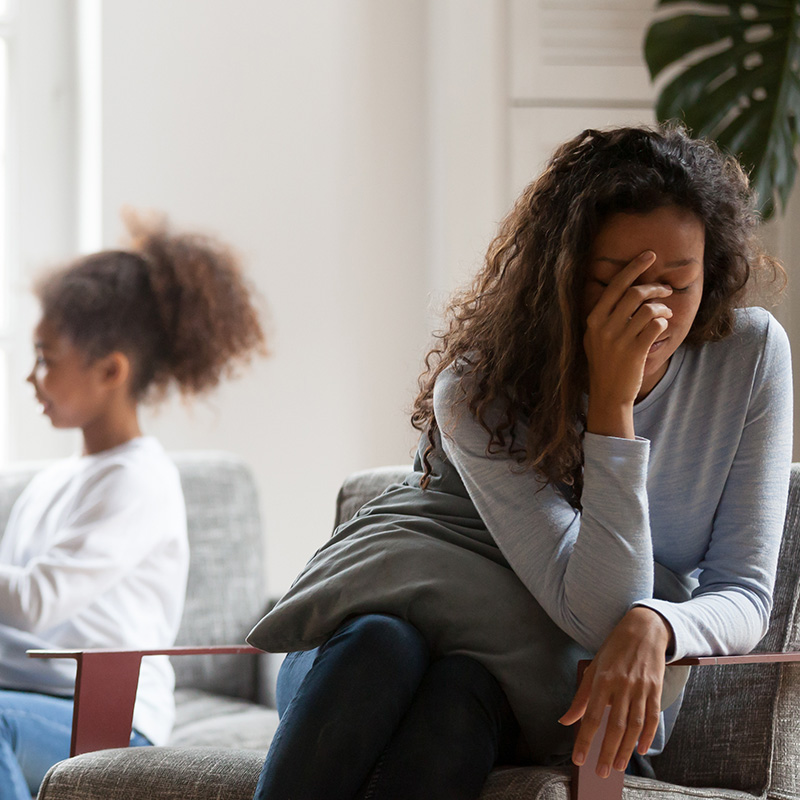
[644,1,800,217]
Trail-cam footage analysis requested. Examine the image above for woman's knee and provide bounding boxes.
[329,614,429,667]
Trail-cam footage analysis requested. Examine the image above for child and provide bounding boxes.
[248,125,792,799]
[0,214,265,800]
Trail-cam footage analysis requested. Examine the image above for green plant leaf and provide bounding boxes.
[644,1,800,217]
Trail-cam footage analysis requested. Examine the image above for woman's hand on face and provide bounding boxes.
[558,607,672,778]
[584,251,673,422]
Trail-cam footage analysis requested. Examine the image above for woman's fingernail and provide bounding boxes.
[574,751,586,766]
[599,764,610,779]
[614,757,626,771]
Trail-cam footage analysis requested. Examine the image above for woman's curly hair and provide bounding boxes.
[411,124,784,503]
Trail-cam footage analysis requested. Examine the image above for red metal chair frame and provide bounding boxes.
[28,647,800,799]
[27,645,260,757]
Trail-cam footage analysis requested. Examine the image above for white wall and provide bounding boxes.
[9,0,798,595]
[94,1,435,592]
[6,0,511,594]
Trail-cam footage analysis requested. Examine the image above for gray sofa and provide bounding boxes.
[18,459,800,798]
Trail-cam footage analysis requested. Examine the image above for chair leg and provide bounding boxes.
[571,707,625,800]
[71,652,144,756]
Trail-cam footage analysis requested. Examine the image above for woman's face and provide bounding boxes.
[583,205,705,397]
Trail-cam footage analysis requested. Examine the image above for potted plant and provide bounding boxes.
[645,0,800,216]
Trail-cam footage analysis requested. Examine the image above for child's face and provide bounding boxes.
[26,319,111,430]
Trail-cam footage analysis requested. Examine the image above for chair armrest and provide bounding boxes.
[27,645,261,757]
[669,651,800,666]
[570,650,800,800]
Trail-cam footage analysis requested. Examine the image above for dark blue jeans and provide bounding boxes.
[253,614,519,800]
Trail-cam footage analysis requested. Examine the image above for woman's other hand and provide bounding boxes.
[558,606,673,777]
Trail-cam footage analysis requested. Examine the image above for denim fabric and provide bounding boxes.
[0,689,150,800]
[253,614,518,800]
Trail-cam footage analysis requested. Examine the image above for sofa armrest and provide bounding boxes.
[28,645,260,756]
[570,650,800,800]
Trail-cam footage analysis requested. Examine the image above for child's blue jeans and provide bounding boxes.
[252,613,519,800]
[0,689,150,800]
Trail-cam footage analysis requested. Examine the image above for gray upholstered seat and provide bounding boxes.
[31,462,800,798]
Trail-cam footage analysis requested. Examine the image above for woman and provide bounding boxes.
[247,125,792,799]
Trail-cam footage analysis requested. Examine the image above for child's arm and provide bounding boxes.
[0,462,186,634]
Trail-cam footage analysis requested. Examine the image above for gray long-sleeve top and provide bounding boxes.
[434,307,793,661]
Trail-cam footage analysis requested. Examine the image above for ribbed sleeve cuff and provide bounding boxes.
[581,433,650,509]
[583,432,650,468]
[633,598,687,662]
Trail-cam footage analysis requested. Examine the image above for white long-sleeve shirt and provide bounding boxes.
[0,436,188,745]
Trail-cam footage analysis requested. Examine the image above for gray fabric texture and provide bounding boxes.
[333,465,411,528]
[170,688,279,750]
[37,748,265,800]
[170,453,267,702]
[479,768,758,800]
[37,750,759,800]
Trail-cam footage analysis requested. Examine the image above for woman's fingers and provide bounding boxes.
[627,304,671,349]
[596,698,632,777]
[558,672,592,728]
[610,284,673,331]
[590,250,657,318]
[570,693,611,768]
[612,697,648,772]
[575,689,651,777]
[637,696,662,755]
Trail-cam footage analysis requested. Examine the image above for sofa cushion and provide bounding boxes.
[37,748,265,800]
[170,689,279,750]
[37,750,759,800]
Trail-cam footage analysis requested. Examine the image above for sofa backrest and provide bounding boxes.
[170,452,267,701]
[0,452,267,703]
[335,463,800,794]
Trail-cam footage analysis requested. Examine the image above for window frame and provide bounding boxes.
[2,0,83,464]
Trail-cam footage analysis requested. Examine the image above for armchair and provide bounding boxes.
[34,463,800,800]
